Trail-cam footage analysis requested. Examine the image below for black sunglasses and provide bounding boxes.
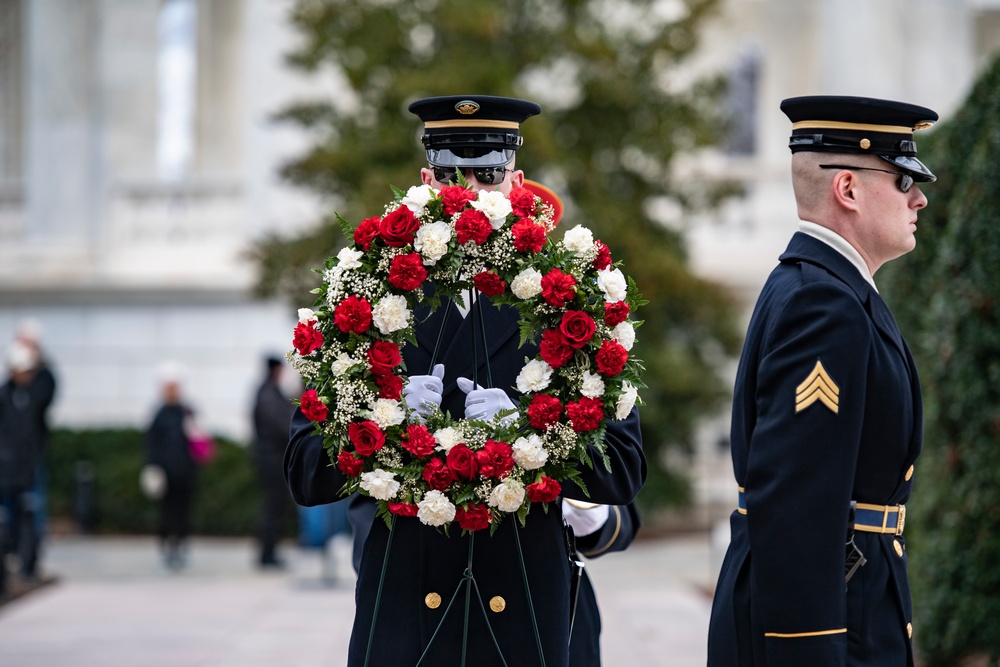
[431,165,514,186]
[819,164,914,193]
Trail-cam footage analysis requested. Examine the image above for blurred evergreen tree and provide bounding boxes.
[251,0,743,508]
[880,56,1000,665]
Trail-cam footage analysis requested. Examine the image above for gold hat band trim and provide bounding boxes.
[792,120,917,134]
[424,119,520,130]
[765,628,847,639]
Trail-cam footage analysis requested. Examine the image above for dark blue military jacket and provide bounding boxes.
[286,296,645,667]
[708,233,922,667]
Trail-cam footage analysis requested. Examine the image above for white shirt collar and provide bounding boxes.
[798,220,878,292]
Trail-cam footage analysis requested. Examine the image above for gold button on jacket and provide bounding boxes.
[425,592,442,609]
[489,596,506,613]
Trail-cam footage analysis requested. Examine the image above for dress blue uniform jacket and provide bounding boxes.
[286,295,645,667]
[708,232,922,667]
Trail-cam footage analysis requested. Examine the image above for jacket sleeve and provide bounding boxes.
[562,406,646,506]
[574,502,641,558]
[746,281,869,667]
[284,407,347,506]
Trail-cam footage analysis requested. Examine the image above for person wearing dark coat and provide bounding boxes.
[144,366,199,570]
[252,356,296,568]
[708,96,937,667]
[285,95,646,667]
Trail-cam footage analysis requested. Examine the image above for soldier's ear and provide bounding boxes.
[831,169,861,212]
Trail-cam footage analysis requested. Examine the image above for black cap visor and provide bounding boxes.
[426,147,514,169]
[879,154,936,183]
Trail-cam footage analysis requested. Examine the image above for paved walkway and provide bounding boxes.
[0,533,717,666]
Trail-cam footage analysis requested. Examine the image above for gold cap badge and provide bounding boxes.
[455,100,480,115]
[795,360,840,414]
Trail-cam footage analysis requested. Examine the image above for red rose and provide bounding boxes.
[388,501,419,517]
[539,329,574,368]
[473,271,507,297]
[455,209,493,245]
[367,340,402,376]
[292,320,324,356]
[333,295,373,334]
[604,301,630,327]
[446,443,479,480]
[527,393,563,430]
[299,389,328,423]
[337,451,364,477]
[593,240,612,271]
[354,216,381,250]
[440,185,476,216]
[379,206,420,247]
[475,440,515,479]
[422,457,454,491]
[348,420,386,457]
[376,374,403,400]
[526,476,562,503]
[403,424,436,458]
[596,339,629,376]
[388,252,428,291]
[456,503,491,532]
[566,397,605,432]
[511,218,546,253]
[507,187,537,218]
[559,310,596,350]
[540,268,577,308]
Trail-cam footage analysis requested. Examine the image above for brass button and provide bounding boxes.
[907,622,913,638]
[425,592,441,609]
[860,138,871,150]
[489,596,506,613]
[893,539,904,557]
[905,465,914,482]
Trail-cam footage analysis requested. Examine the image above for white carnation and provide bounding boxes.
[580,370,606,399]
[372,294,410,334]
[510,268,543,300]
[434,427,462,453]
[472,190,513,229]
[370,398,406,428]
[332,352,357,376]
[297,308,316,323]
[516,359,554,393]
[414,221,452,265]
[597,268,628,302]
[417,490,457,526]
[360,469,400,501]
[336,246,364,270]
[611,321,635,351]
[615,381,639,420]
[563,225,595,254]
[512,434,548,470]
[402,185,436,214]
[488,478,526,513]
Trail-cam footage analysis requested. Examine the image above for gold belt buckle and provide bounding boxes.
[895,505,906,536]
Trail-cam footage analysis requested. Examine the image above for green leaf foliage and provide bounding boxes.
[254,0,742,509]
[879,55,1000,665]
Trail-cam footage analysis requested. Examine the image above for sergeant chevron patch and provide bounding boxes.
[795,360,840,414]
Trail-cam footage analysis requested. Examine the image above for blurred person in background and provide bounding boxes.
[251,355,296,569]
[143,362,199,570]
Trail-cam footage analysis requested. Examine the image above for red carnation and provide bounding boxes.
[379,206,420,247]
[456,503,491,532]
[559,310,596,350]
[539,329,575,368]
[337,451,364,477]
[455,209,493,245]
[403,424,436,458]
[507,187,537,218]
[440,185,476,216]
[446,443,479,481]
[604,301,631,327]
[422,457,455,491]
[388,501,419,517]
[511,218,546,253]
[367,340,402,376]
[388,252,428,291]
[299,389,328,423]
[354,216,381,250]
[540,268,577,308]
[475,440,515,479]
[596,339,629,376]
[527,393,563,430]
[376,374,403,400]
[593,240,612,271]
[566,397,605,432]
[348,420,386,457]
[473,271,507,297]
[526,476,562,503]
[292,320,324,356]
[333,295,373,334]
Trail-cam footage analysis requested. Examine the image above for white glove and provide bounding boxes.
[457,377,517,423]
[403,364,445,421]
[562,499,611,537]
